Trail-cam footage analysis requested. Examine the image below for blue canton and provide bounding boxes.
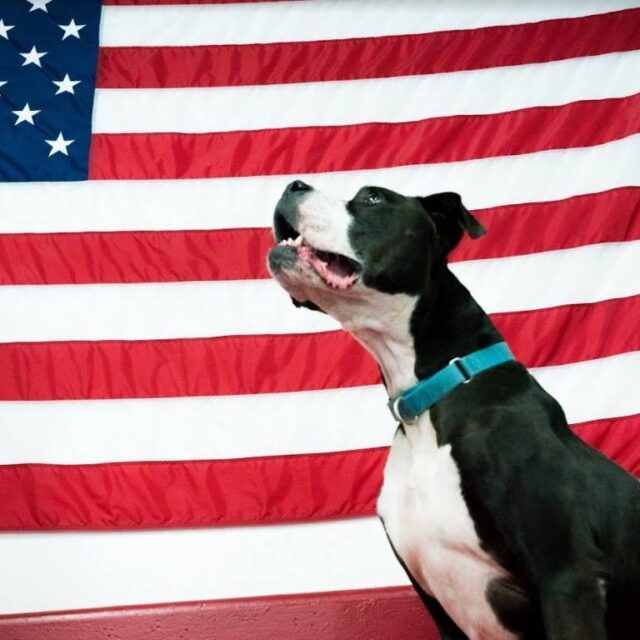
[0,0,101,182]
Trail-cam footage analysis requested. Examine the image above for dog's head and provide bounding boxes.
[268,180,485,326]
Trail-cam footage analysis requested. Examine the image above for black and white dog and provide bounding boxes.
[268,180,640,640]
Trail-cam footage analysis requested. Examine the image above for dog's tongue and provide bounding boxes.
[298,245,358,290]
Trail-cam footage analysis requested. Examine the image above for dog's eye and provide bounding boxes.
[364,192,382,205]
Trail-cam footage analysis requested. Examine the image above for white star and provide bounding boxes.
[0,19,14,39]
[45,132,74,157]
[53,73,81,95]
[0,81,7,95]
[59,19,85,40]
[20,46,47,68]
[12,103,41,126]
[26,0,52,12]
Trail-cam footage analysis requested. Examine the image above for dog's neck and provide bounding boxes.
[345,264,502,400]
[412,265,503,380]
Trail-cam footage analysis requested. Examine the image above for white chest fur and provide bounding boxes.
[377,416,517,640]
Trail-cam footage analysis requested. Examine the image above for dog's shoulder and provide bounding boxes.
[431,362,640,588]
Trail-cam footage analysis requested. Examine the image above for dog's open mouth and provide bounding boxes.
[275,222,362,290]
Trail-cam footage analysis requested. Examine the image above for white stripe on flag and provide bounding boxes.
[99,0,639,47]
[1,135,639,233]
[452,241,640,313]
[0,385,393,465]
[93,51,640,134]
[0,351,638,465]
[0,279,337,341]
[0,241,638,342]
[533,351,640,426]
[0,518,407,615]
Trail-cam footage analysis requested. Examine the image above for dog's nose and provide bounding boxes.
[285,180,312,194]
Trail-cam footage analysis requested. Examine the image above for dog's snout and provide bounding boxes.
[275,181,311,240]
[285,180,312,194]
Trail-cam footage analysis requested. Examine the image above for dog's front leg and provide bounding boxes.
[405,572,468,640]
[409,576,469,640]
[539,569,607,640]
[391,542,468,639]
[383,532,468,639]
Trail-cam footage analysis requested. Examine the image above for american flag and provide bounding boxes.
[0,0,639,637]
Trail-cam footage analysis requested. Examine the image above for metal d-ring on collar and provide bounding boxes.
[387,342,515,424]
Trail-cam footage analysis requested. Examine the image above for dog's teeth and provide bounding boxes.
[293,235,303,247]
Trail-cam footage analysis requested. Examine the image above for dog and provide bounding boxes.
[267,180,640,639]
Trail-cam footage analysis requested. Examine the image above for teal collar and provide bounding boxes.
[388,342,514,424]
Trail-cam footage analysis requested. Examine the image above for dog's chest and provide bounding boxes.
[377,418,516,640]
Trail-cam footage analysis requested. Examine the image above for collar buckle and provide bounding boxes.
[449,356,472,383]
[387,396,419,425]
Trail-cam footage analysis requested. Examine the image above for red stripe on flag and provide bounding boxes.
[0,414,638,530]
[492,295,640,368]
[0,331,376,401]
[0,228,274,285]
[0,296,638,401]
[1,188,638,285]
[88,94,640,180]
[0,447,389,530]
[96,9,640,88]
[454,187,640,262]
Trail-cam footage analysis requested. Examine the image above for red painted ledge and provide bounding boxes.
[0,586,438,640]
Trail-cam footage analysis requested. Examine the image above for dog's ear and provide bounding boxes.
[419,192,485,257]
